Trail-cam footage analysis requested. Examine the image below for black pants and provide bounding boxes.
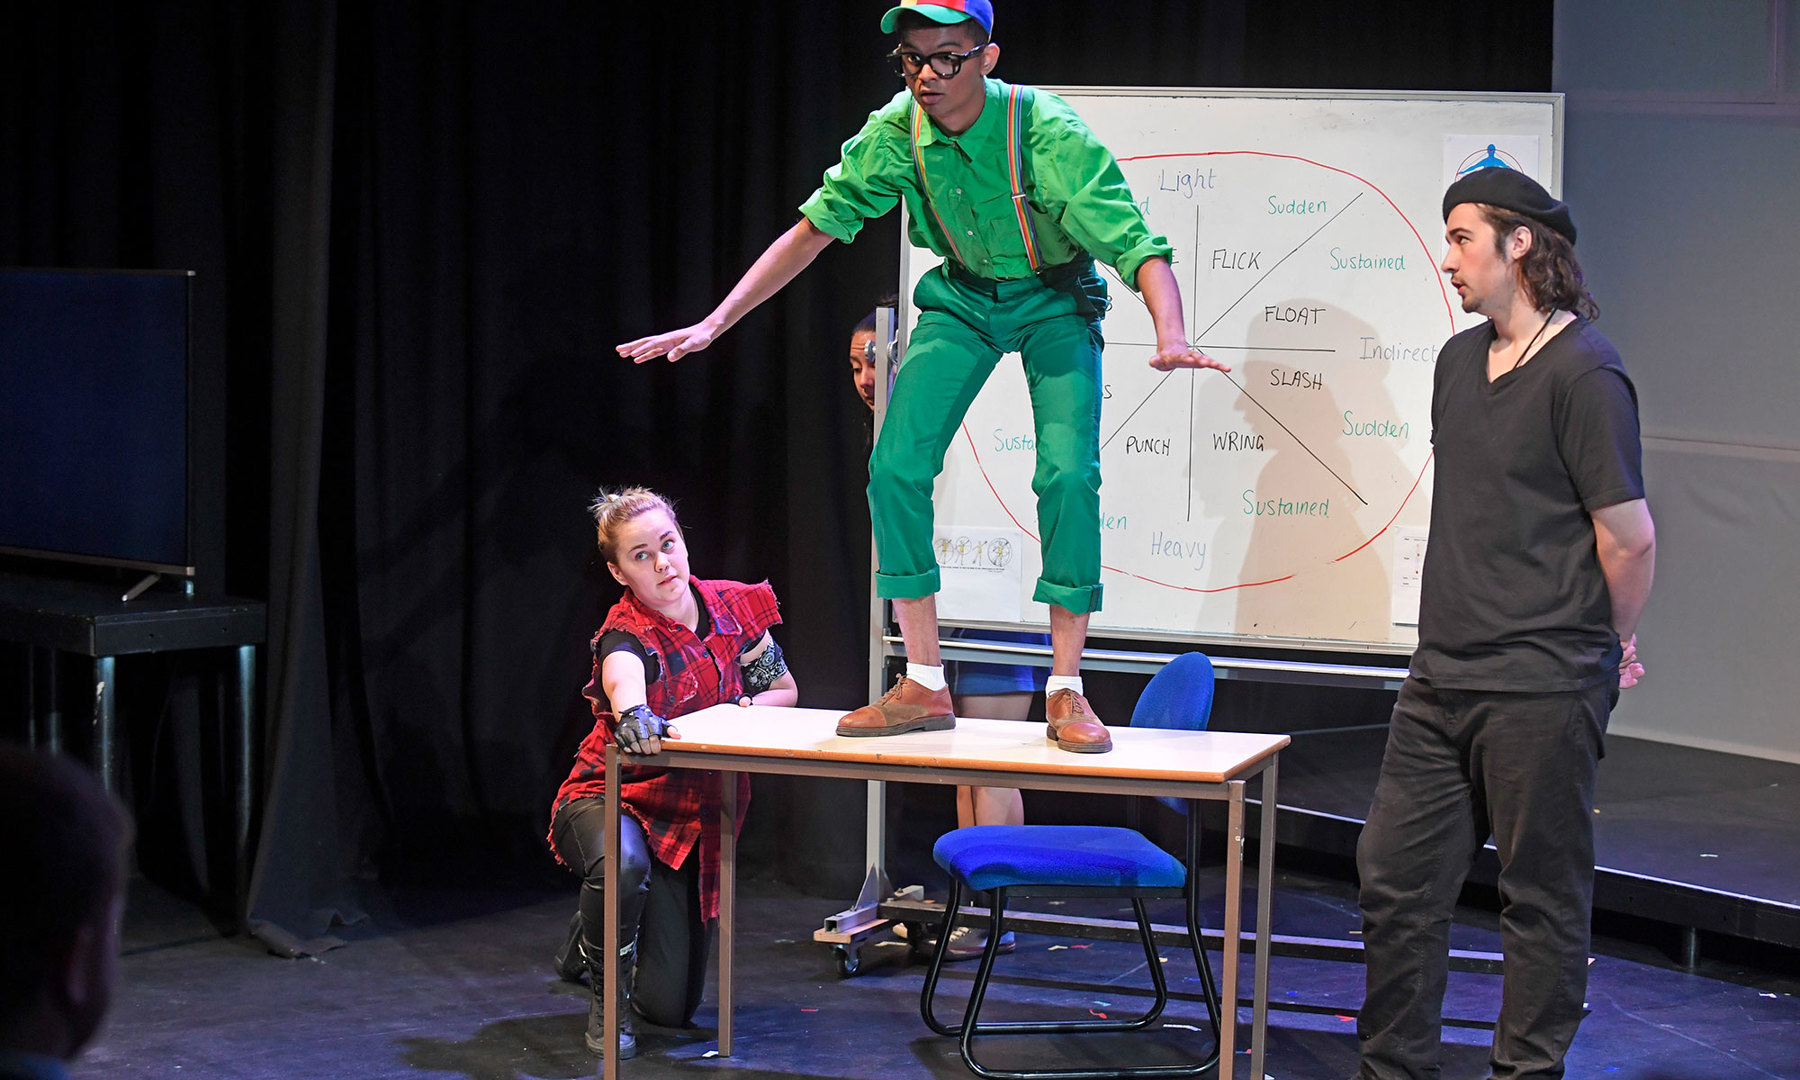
[550,796,713,1027]
[1355,677,1613,1080]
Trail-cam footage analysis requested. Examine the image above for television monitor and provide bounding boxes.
[0,269,204,583]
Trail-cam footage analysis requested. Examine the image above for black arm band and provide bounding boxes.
[740,637,788,696]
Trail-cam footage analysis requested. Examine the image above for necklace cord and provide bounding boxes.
[1510,310,1557,373]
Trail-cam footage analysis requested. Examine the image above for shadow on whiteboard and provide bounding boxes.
[1234,301,1400,640]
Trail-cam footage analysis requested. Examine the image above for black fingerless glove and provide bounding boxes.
[615,704,670,754]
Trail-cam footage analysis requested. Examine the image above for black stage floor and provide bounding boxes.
[1272,729,1800,953]
[76,867,1798,1080]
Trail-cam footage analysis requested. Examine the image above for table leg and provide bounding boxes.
[719,770,737,1057]
[93,656,117,793]
[603,745,621,1080]
[23,648,39,749]
[1252,757,1278,1080]
[33,649,63,752]
[235,644,257,915]
[1220,779,1245,1080]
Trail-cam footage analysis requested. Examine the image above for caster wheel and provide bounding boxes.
[834,945,861,977]
[905,923,933,960]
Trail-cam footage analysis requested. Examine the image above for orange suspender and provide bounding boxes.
[1004,84,1043,271]
[909,85,1042,274]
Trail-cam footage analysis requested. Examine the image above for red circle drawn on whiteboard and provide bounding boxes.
[957,150,1457,594]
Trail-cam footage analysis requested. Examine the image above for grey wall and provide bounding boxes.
[1557,1,1800,760]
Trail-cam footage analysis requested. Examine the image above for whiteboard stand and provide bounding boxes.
[816,304,903,973]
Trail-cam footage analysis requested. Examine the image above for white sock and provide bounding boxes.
[1045,675,1085,697]
[906,663,948,692]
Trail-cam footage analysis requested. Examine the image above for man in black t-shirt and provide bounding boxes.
[1353,169,1657,1080]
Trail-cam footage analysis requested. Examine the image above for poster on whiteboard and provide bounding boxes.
[932,526,1025,622]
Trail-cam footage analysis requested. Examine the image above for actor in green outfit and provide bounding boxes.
[618,0,1228,750]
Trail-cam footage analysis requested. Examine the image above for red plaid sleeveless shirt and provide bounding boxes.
[549,578,781,920]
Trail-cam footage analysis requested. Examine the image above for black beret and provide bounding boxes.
[1442,167,1576,244]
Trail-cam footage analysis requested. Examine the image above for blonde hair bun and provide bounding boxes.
[589,487,679,562]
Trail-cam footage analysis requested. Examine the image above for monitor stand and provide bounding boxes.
[121,572,161,602]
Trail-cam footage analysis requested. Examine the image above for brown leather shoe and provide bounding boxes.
[836,676,955,737]
[1045,688,1112,753]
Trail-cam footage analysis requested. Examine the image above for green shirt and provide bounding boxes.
[799,79,1173,285]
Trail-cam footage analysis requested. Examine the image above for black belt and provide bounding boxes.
[944,255,1094,294]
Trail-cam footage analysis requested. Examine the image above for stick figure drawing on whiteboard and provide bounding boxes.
[1458,143,1521,175]
[618,1,1230,752]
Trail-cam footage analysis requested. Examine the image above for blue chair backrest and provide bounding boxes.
[1129,652,1215,732]
[1130,653,1215,814]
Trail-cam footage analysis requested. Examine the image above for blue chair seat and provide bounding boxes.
[934,825,1186,892]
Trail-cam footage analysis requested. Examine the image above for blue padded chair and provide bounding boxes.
[919,653,1224,1079]
[1131,651,1216,813]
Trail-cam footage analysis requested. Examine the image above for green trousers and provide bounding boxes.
[869,260,1108,615]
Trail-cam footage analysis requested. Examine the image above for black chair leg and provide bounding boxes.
[924,880,1225,1079]
[958,886,1008,1060]
[920,879,967,1036]
[1184,872,1224,1070]
[1131,898,1170,1030]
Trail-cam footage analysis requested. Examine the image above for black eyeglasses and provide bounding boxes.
[887,43,986,80]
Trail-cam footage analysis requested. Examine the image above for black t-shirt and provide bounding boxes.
[595,596,712,685]
[1411,317,1644,691]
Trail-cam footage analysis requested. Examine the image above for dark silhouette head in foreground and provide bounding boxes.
[0,746,133,1065]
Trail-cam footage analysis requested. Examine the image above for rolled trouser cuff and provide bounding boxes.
[1034,578,1103,614]
[876,566,942,600]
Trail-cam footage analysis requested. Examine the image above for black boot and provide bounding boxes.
[553,911,586,983]
[584,941,637,1059]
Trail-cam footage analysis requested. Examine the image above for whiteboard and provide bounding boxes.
[896,88,1561,653]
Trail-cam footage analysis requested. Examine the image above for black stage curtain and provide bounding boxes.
[1,1,1550,952]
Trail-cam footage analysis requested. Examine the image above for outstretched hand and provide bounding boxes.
[617,323,718,364]
[1149,343,1231,373]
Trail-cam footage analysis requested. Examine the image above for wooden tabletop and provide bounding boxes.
[660,705,1288,785]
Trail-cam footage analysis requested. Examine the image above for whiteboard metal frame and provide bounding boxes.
[882,85,1562,660]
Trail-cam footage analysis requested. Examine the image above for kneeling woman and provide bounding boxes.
[548,487,797,1058]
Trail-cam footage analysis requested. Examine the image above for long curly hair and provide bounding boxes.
[1478,204,1600,321]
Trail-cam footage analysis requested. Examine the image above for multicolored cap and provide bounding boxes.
[880,0,994,35]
